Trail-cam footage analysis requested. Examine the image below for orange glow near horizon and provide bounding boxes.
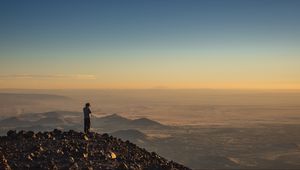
[1,1,300,91]
[0,78,299,90]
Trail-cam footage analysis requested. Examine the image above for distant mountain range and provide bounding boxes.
[0,93,73,116]
[0,111,168,135]
[92,113,168,130]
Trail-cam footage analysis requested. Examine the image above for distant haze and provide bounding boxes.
[1,90,300,169]
[1,89,300,126]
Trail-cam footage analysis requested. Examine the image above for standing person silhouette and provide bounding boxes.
[83,103,92,133]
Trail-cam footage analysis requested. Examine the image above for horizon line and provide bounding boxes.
[1,88,300,91]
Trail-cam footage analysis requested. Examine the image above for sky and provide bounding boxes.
[0,0,300,89]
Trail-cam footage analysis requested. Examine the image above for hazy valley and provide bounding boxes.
[1,90,300,169]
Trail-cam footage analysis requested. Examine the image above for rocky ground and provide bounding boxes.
[0,130,190,170]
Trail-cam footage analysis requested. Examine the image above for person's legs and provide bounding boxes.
[87,118,91,133]
[84,118,88,133]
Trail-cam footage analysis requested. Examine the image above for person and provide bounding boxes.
[83,103,92,133]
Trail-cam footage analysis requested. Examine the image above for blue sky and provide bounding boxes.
[0,0,299,89]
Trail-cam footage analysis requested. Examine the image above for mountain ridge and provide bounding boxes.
[0,129,190,170]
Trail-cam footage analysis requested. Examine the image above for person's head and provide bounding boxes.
[85,103,90,108]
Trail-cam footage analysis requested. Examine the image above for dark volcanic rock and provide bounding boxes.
[0,129,190,170]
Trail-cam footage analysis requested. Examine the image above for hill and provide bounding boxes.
[0,117,30,127]
[0,129,190,170]
[93,114,168,130]
[94,113,131,125]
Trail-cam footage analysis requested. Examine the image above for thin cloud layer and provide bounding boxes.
[0,74,96,80]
